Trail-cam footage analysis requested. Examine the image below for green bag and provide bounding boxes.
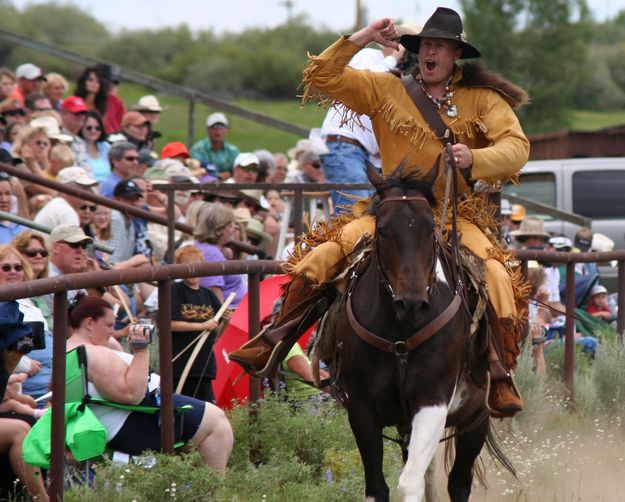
[22,402,107,468]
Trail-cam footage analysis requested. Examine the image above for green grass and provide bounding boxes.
[570,110,625,131]
[117,84,325,155]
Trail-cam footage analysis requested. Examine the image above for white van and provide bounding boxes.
[502,157,625,250]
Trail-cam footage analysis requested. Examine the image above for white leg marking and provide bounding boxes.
[398,405,447,502]
[435,258,448,285]
[424,458,439,502]
[364,497,376,502]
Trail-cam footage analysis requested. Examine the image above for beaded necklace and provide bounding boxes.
[417,74,458,117]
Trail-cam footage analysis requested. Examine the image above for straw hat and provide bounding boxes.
[510,217,550,239]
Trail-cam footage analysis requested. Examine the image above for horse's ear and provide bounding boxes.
[422,154,443,186]
[366,161,383,189]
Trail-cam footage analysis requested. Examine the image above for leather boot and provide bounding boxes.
[229,275,333,378]
[487,335,523,418]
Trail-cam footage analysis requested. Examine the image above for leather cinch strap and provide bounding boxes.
[347,293,462,355]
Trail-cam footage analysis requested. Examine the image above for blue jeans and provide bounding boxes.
[322,141,372,215]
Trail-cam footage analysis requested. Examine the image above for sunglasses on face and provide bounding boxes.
[239,164,258,173]
[23,248,48,258]
[310,162,322,169]
[1,263,23,272]
[62,241,88,250]
[4,109,25,117]
[84,125,101,132]
[80,204,97,212]
[35,140,50,147]
[123,156,140,162]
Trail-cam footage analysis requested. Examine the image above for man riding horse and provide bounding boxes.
[230,7,530,417]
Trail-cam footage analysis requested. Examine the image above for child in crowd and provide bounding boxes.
[586,284,613,322]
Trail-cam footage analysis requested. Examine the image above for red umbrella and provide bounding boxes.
[213,275,315,408]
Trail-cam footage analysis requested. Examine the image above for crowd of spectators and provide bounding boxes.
[0,60,337,498]
[501,200,618,373]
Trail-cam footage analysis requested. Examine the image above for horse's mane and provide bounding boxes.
[367,165,437,216]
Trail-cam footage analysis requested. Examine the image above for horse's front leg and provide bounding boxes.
[398,404,447,502]
[347,401,389,502]
[447,414,489,502]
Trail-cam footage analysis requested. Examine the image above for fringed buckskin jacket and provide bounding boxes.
[302,37,531,198]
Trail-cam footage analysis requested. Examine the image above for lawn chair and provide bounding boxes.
[23,346,192,472]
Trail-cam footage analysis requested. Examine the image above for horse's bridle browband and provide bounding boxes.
[347,292,461,356]
[376,194,430,207]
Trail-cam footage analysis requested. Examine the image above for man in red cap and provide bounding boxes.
[60,95,91,173]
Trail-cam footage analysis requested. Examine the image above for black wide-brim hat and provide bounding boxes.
[399,7,481,59]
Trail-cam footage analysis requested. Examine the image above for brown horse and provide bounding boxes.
[324,164,512,501]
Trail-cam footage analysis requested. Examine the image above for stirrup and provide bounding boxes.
[485,370,522,419]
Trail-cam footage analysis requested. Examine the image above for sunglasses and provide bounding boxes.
[84,125,101,132]
[311,162,322,169]
[80,204,97,212]
[23,248,48,258]
[35,140,50,147]
[62,241,88,250]
[123,156,140,162]
[239,164,258,173]
[1,263,23,272]
[3,109,25,117]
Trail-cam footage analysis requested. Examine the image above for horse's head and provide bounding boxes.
[367,162,438,325]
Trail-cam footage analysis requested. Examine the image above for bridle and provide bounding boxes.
[374,194,437,300]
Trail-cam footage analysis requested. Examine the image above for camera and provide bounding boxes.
[7,321,45,354]
[127,324,155,350]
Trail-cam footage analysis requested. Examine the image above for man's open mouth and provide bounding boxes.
[426,60,436,71]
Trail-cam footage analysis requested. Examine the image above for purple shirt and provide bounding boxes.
[195,241,246,307]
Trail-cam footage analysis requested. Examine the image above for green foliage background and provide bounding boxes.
[2,0,625,150]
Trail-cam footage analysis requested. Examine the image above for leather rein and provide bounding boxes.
[346,194,462,357]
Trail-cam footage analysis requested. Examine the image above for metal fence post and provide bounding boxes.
[618,261,625,344]
[157,279,175,453]
[248,272,261,403]
[48,291,68,502]
[564,262,576,407]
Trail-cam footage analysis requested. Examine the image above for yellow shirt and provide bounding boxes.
[302,37,530,196]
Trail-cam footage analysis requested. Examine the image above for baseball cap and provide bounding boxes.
[132,95,165,112]
[575,227,593,251]
[234,152,259,168]
[121,111,149,128]
[549,236,572,251]
[206,112,228,128]
[114,179,144,198]
[48,224,93,244]
[57,167,98,186]
[60,96,89,114]
[0,301,33,349]
[161,141,190,160]
[511,203,526,223]
[590,284,608,297]
[138,148,158,167]
[158,158,191,181]
[143,166,169,183]
[15,63,45,81]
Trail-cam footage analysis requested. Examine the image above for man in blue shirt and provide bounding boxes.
[190,112,240,181]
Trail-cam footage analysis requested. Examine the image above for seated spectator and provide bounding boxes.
[193,202,246,306]
[286,150,326,184]
[91,204,112,263]
[0,68,18,114]
[225,152,260,184]
[509,203,525,234]
[59,95,90,172]
[12,125,56,197]
[23,92,52,123]
[94,63,126,134]
[42,143,75,181]
[66,295,233,470]
[131,94,164,126]
[1,121,22,151]
[74,66,107,118]
[99,141,140,198]
[0,167,28,243]
[190,112,239,180]
[80,111,111,182]
[112,111,152,151]
[12,63,45,107]
[161,141,207,180]
[254,149,274,183]
[43,72,68,111]
[171,245,227,403]
[267,152,289,183]
[138,147,157,171]
[33,166,98,229]
[29,115,73,145]
[586,284,613,322]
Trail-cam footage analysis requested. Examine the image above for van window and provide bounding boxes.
[503,172,556,219]
[573,170,625,219]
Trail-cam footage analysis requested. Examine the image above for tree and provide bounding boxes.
[461,0,591,133]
